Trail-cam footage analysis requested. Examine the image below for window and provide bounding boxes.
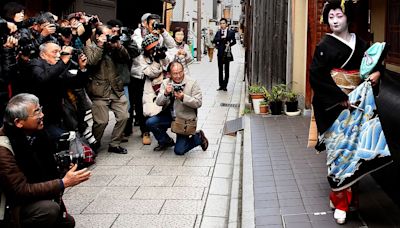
[386,0,400,65]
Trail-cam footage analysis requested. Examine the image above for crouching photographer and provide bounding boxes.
[146,61,209,155]
[0,93,91,228]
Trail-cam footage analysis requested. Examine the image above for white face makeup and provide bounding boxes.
[328,8,349,35]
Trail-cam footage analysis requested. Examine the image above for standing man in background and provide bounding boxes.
[213,18,236,91]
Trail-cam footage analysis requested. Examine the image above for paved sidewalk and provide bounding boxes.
[243,115,400,228]
[64,45,245,228]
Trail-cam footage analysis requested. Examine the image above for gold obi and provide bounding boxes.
[330,68,362,95]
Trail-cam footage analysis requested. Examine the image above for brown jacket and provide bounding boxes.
[0,129,62,227]
[84,43,129,99]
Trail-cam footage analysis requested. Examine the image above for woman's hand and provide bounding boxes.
[340,100,350,109]
[368,71,381,86]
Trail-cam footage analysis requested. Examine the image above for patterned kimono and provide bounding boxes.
[310,34,392,192]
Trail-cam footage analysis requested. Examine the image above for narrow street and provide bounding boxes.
[64,44,245,228]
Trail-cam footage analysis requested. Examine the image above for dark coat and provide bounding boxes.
[0,127,63,228]
[212,29,236,58]
[30,58,88,128]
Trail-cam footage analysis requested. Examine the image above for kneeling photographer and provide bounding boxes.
[146,61,209,155]
[0,93,91,228]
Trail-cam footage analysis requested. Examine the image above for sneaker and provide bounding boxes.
[108,145,128,154]
[142,132,151,145]
[153,138,175,151]
[198,130,209,151]
[334,209,346,225]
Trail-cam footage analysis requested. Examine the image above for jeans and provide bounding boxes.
[146,112,173,146]
[146,112,202,155]
[174,132,202,155]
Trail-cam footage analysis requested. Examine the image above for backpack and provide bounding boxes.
[0,136,13,221]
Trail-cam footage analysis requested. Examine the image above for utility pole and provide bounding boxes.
[197,0,202,61]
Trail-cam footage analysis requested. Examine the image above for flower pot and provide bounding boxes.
[249,93,265,100]
[269,101,282,115]
[252,98,265,114]
[259,105,269,114]
[286,101,298,112]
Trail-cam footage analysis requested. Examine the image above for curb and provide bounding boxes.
[227,79,246,227]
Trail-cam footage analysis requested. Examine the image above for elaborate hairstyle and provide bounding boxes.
[321,0,356,24]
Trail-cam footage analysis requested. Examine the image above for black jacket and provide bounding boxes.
[30,58,88,128]
[212,29,236,58]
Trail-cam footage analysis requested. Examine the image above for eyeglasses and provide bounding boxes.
[28,106,43,118]
[170,71,184,77]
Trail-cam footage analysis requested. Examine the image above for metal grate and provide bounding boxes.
[223,117,243,135]
[220,103,240,107]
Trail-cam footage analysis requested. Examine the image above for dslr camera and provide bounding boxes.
[153,21,165,30]
[54,150,82,175]
[172,84,184,92]
[154,45,167,60]
[106,34,120,43]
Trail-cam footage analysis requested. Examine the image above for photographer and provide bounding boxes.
[131,34,169,146]
[0,17,18,127]
[84,25,129,154]
[146,61,208,155]
[146,14,175,49]
[165,27,193,76]
[0,93,91,228]
[30,42,89,141]
[106,20,140,138]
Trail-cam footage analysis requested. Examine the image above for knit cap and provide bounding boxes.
[142,34,159,50]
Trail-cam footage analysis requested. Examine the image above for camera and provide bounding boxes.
[106,34,120,43]
[54,150,82,175]
[119,26,133,43]
[153,21,165,30]
[86,14,98,25]
[172,84,184,92]
[153,45,167,60]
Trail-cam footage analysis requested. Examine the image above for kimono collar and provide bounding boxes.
[328,33,356,51]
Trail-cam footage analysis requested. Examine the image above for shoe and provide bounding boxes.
[222,88,227,91]
[108,145,128,154]
[216,87,223,91]
[142,132,151,145]
[198,130,209,151]
[334,209,346,225]
[153,138,175,151]
[90,142,101,153]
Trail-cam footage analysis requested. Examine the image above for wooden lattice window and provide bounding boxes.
[386,0,400,65]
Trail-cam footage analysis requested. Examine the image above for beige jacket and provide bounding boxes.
[156,76,202,120]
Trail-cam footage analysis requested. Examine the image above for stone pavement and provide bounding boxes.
[64,44,245,228]
[242,115,400,228]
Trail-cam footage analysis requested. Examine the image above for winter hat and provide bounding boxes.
[142,34,159,50]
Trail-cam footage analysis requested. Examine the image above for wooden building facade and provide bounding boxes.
[243,0,289,90]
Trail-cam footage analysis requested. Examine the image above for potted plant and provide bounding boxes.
[249,84,266,114]
[259,100,269,114]
[267,84,286,115]
[285,90,299,112]
[248,84,265,99]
